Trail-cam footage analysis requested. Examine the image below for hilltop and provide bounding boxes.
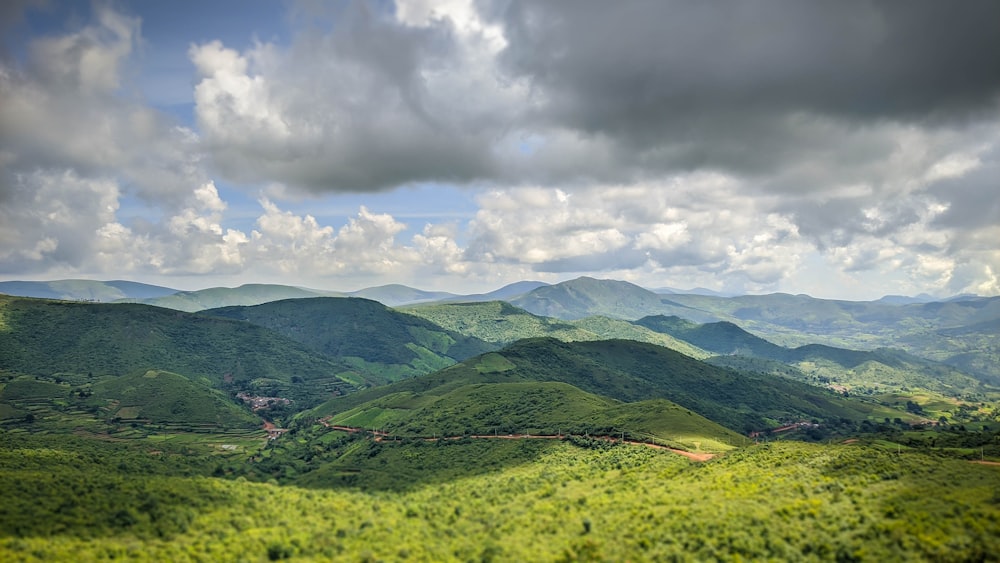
[0,295,362,406]
[637,315,992,396]
[310,337,913,435]
[200,297,496,384]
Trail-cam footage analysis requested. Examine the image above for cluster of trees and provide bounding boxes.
[2,433,998,561]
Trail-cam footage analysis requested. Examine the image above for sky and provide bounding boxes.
[1,0,999,299]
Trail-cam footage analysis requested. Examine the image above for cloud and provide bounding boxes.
[2,1,999,299]
[189,2,509,193]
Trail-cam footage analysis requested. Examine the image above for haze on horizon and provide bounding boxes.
[2,0,999,301]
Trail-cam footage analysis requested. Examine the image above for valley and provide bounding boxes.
[1,277,999,560]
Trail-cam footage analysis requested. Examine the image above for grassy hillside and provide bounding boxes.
[637,315,992,397]
[130,284,341,312]
[510,276,719,322]
[88,369,260,428]
[2,433,998,561]
[321,380,741,452]
[403,300,710,358]
[0,296,362,406]
[402,300,597,343]
[570,315,710,358]
[311,338,914,434]
[201,297,496,384]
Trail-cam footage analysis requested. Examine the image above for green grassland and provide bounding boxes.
[2,433,998,561]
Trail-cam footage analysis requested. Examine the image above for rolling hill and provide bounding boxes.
[310,338,914,435]
[401,300,597,344]
[509,276,722,322]
[403,300,710,358]
[200,297,496,384]
[0,296,363,406]
[87,369,260,428]
[635,315,992,396]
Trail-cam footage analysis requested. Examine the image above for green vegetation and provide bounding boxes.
[202,297,495,384]
[310,338,918,436]
[88,370,260,428]
[2,432,998,561]
[639,314,994,399]
[0,296,362,407]
[403,300,596,343]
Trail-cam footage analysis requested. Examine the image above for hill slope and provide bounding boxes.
[636,315,991,395]
[201,298,496,384]
[88,369,260,428]
[311,338,910,434]
[0,296,362,406]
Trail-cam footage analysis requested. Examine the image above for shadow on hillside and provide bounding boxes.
[292,436,562,492]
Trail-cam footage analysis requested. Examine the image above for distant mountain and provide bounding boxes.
[510,276,719,322]
[635,315,991,395]
[200,297,496,385]
[650,286,735,297]
[875,294,937,305]
[345,284,456,306]
[0,279,178,301]
[131,284,342,312]
[312,338,912,434]
[443,280,551,302]
[0,296,363,406]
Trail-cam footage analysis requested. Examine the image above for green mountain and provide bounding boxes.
[88,369,259,428]
[636,315,991,396]
[401,300,597,344]
[404,300,710,358]
[0,296,362,406]
[510,276,720,322]
[0,279,177,301]
[312,338,911,434]
[129,283,343,312]
[200,298,496,384]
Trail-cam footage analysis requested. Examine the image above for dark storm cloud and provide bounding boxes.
[495,0,1000,133]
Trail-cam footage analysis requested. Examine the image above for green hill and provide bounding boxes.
[311,338,911,434]
[201,298,496,384]
[403,300,709,358]
[637,315,991,396]
[89,369,259,428]
[322,381,741,452]
[0,296,362,406]
[510,276,719,321]
[130,284,342,312]
[401,300,597,344]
